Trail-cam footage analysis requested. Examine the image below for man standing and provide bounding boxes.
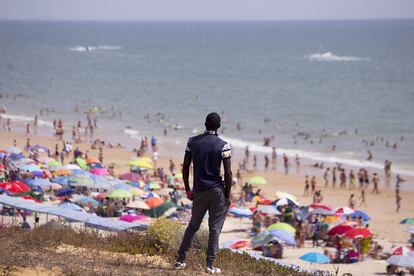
[175,112,232,274]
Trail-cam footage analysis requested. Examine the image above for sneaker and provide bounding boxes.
[205,266,222,274]
[174,262,186,270]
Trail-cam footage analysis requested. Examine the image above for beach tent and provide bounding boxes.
[300,252,330,264]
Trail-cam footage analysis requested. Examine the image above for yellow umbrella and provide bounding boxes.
[126,159,154,169]
[131,187,146,197]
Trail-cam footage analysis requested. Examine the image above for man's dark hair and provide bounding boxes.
[205,112,221,131]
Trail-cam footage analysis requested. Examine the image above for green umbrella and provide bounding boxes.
[70,175,94,187]
[143,200,177,218]
[400,218,414,225]
[107,189,132,199]
[149,182,161,190]
[76,157,88,170]
[47,160,62,168]
[266,222,296,234]
[248,176,267,185]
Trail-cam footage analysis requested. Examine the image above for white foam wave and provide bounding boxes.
[222,136,414,177]
[0,113,54,127]
[70,45,122,52]
[308,52,369,62]
[123,128,140,139]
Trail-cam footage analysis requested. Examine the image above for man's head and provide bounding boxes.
[205,112,221,131]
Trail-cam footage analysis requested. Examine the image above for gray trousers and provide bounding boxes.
[177,186,228,267]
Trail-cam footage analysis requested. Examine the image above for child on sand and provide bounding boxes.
[359,189,367,207]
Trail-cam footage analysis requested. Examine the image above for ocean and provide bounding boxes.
[0,20,413,178]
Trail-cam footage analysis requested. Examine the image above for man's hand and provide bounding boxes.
[186,190,193,201]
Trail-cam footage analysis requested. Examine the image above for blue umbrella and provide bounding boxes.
[228,207,253,218]
[89,162,103,169]
[27,178,53,188]
[56,188,75,197]
[58,202,83,211]
[21,164,42,172]
[269,229,296,246]
[257,205,281,215]
[52,176,70,185]
[75,196,99,207]
[349,210,371,221]
[113,182,132,190]
[8,153,24,160]
[300,252,330,264]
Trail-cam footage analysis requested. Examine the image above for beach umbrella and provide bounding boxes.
[19,158,37,165]
[74,196,100,207]
[53,168,72,176]
[229,207,253,218]
[405,226,414,234]
[274,191,297,202]
[69,175,94,187]
[251,231,279,249]
[127,159,154,169]
[107,189,132,199]
[386,255,414,268]
[119,172,141,182]
[58,202,83,211]
[130,188,146,197]
[131,181,145,188]
[401,218,414,225]
[158,188,174,196]
[391,246,412,256]
[90,168,110,176]
[275,197,299,207]
[337,220,359,227]
[113,182,132,190]
[343,228,373,239]
[300,252,330,264]
[349,210,371,221]
[333,207,354,215]
[310,208,332,215]
[38,157,55,163]
[52,176,70,185]
[50,183,62,190]
[323,216,340,224]
[267,223,296,234]
[26,178,53,188]
[47,160,62,168]
[143,200,176,217]
[327,225,353,236]
[56,188,75,197]
[148,182,161,190]
[63,164,81,170]
[21,164,43,172]
[75,157,88,170]
[5,146,22,154]
[127,200,150,210]
[268,229,296,246]
[247,176,267,186]
[257,205,281,215]
[86,157,101,164]
[310,203,332,211]
[0,181,31,193]
[30,144,49,152]
[145,197,164,208]
[145,191,160,199]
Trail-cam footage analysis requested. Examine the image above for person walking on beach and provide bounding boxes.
[396,190,402,213]
[358,169,364,189]
[295,154,300,174]
[371,173,380,194]
[175,112,232,274]
[264,155,269,172]
[323,168,330,188]
[349,170,356,189]
[253,155,257,171]
[310,176,317,196]
[304,175,310,197]
[348,194,356,209]
[271,147,277,170]
[332,167,337,188]
[283,154,289,175]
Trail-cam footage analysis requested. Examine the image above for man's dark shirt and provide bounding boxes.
[185,131,231,192]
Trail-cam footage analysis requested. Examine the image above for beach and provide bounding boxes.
[1,124,413,275]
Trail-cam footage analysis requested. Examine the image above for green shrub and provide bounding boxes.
[145,217,183,253]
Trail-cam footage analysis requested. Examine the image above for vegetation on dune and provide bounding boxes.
[0,219,323,275]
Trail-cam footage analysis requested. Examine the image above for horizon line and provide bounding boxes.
[0,18,414,23]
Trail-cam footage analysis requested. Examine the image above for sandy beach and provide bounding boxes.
[1,126,413,275]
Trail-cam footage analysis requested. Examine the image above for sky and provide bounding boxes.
[0,0,414,21]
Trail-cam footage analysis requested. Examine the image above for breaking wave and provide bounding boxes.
[307,52,369,62]
[70,45,122,52]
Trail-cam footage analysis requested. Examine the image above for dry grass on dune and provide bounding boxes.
[0,218,320,276]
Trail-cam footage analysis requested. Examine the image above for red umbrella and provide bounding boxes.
[310,203,332,211]
[391,246,411,256]
[119,172,142,182]
[0,181,31,193]
[327,225,353,236]
[344,228,373,239]
[259,199,272,205]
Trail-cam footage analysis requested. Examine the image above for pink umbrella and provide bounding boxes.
[119,214,151,223]
[90,168,110,176]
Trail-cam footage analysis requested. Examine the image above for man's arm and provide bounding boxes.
[223,157,232,201]
[182,151,192,192]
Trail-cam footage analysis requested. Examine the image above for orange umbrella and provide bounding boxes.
[145,197,164,208]
[86,157,101,164]
[53,169,71,176]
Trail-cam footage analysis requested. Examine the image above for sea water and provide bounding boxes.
[0,20,413,178]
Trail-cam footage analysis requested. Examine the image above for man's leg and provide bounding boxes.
[177,192,208,263]
[206,187,228,267]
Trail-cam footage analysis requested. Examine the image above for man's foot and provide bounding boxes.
[205,266,222,274]
[174,262,186,270]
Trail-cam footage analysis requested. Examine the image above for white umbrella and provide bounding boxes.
[386,255,414,267]
[127,200,150,210]
[257,205,281,215]
[404,226,414,234]
[275,197,299,207]
[64,164,81,170]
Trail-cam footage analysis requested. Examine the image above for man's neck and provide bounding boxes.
[204,130,217,135]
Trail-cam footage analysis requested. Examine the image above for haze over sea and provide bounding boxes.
[0,20,413,178]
